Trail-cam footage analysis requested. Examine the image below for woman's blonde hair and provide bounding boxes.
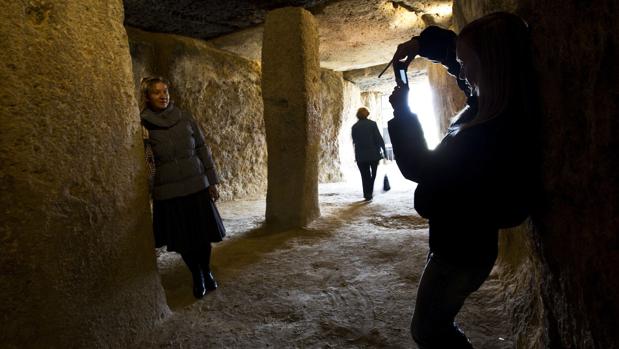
[356,107,370,119]
[139,76,170,111]
[457,12,538,128]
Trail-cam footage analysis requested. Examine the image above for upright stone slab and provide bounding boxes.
[0,1,168,347]
[262,7,321,229]
[127,27,267,201]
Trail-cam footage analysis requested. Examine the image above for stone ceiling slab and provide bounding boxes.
[124,0,453,72]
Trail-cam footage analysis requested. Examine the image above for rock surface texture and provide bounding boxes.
[3,1,617,347]
[207,0,453,71]
[0,1,168,347]
[128,28,347,197]
[262,7,321,229]
[426,61,467,134]
[127,28,267,201]
[319,69,345,183]
[528,2,619,348]
[123,0,331,40]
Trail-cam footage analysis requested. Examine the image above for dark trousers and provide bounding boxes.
[180,244,212,275]
[411,253,494,349]
[357,160,379,199]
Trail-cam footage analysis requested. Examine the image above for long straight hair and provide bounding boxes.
[457,12,539,129]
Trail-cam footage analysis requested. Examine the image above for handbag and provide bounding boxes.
[383,174,391,191]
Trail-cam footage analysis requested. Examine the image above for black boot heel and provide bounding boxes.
[192,270,206,299]
[204,271,218,292]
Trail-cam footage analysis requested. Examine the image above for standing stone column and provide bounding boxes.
[0,1,168,347]
[262,7,321,229]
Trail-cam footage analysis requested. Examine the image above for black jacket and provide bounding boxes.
[388,27,534,265]
[352,119,387,162]
[141,105,219,200]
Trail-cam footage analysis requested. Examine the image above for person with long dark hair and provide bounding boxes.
[140,77,226,299]
[388,12,539,348]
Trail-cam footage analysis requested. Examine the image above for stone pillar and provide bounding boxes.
[0,1,168,347]
[262,7,321,229]
[427,62,467,135]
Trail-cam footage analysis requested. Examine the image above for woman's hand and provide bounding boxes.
[389,85,409,113]
[208,185,220,202]
[393,38,420,65]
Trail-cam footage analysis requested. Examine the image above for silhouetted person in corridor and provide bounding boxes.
[387,13,539,348]
[352,107,387,201]
[140,77,226,299]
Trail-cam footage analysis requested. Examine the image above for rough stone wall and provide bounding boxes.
[339,84,388,180]
[526,2,619,347]
[426,61,467,135]
[361,91,384,125]
[0,1,169,347]
[496,223,549,348]
[361,91,389,149]
[320,69,344,183]
[127,27,267,201]
[262,7,321,228]
[128,27,345,194]
[455,1,619,348]
[452,0,519,31]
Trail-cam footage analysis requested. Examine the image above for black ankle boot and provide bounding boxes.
[204,271,218,292]
[192,270,206,299]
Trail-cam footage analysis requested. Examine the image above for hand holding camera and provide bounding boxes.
[378,38,420,114]
[393,38,420,65]
[392,37,420,89]
[378,37,420,83]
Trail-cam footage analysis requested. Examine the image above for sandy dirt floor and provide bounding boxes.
[137,163,513,348]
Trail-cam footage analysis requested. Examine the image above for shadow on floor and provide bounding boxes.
[159,199,373,309]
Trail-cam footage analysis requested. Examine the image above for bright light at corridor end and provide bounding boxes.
[407,76,440,150]
[430,3,453,17]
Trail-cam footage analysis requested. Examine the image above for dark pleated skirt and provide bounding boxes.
[153,189,226,254]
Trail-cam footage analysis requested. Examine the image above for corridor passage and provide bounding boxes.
[137,164,511,348]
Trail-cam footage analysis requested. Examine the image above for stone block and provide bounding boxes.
[0,1,168,346]
[262,7,321,228]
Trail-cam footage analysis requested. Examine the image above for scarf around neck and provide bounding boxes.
[141,104,182,128]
